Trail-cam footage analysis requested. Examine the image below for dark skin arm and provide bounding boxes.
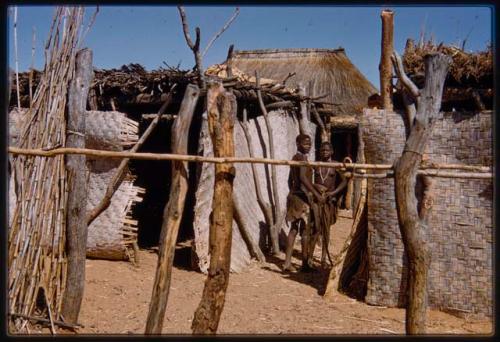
[326,171,348,200]
[300,166,323,202]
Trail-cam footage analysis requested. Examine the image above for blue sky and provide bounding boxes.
[7,5,493,89]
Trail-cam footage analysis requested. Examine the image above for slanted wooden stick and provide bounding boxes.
[239,108,274,250]
[202,8,239,57]
[256,71,283,255]
[8,313,83,329]
[13,6,21,110]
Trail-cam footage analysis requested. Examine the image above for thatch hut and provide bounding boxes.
[9,47,379,273]
[230,48,377,116]
[229,48,378,166]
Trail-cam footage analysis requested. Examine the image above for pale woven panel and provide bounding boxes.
[193,110,315,273]
[85,110,138,150]
[8,108,143,261]
[85,158,144,260]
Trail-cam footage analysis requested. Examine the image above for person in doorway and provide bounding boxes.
[283,134,324,272]
[310,141,348,269]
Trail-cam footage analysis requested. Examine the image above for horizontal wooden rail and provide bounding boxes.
[8,146,492,179]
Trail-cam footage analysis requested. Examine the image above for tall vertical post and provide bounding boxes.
[145,84,199,334]
[192,82,236,334]
[380,9,394,111]
[61,48,93,323]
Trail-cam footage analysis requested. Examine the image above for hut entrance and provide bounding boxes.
[331,127,359,210]
[128,101,204,269]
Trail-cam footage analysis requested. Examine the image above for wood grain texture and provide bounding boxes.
[393,52,451,334]
[61,48,93,323]
[192,83,236,334]
[145,84,199,334]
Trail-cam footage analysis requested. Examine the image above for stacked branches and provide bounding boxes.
[8,7,85,333]
[401,40,492,110]
[11,63,336,118]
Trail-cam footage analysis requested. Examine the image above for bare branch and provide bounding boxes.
[194,27,201,53]
[225,44,235,77]
[79,5,99,47]
[202,7,240,57]
[311,104,327,142]
[391,50,420,98]
[396,79,417,127]
[13,6,21,110]
[29,26,36,109]
[282,72,296,85]
[178,6,195,50]
[239,108,274,235]
[177,6,204,88]
[255,70,282,255]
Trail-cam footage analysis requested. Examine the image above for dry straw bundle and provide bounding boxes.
[8,7,87,333]
[402,40,492,87]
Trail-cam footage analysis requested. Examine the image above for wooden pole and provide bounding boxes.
[297,83,310,135]
[256,71,282,255]
[61,48,93,324]
[192,82,236,334]
[380,9,394,111]
[392,51,451,334]
[239,108,274,251]
[8,146,492,175]
[145,84,199,334]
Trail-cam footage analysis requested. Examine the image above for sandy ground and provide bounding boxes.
[29,216,494,336]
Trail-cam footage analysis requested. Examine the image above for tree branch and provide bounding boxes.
[391,51,420,98]
[240,108,274,240]
[256,71,283,255]
[202,7,240,57]
[177,6,204,88]
[225,44,235,77]
[178,6,195,49]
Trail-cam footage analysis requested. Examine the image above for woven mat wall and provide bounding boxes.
[9,109,143,261]
[361,108,492,319]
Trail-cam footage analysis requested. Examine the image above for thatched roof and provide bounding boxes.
[227,48,378,115]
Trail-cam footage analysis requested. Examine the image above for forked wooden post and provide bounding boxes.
[192,82,236,334]
[61,48,93,323]
[145,84,200,334]
[392,51,451,334]
[380,9,394,111]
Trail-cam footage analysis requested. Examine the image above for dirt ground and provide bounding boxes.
[54,216,493,335]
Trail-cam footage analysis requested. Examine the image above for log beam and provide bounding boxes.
[145,84,199,334]
[192,82,236,334]
[380,10,395,111]
[61,48,93,323]
[392,52,451,334]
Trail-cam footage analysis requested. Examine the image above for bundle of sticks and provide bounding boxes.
[8,7,86,333]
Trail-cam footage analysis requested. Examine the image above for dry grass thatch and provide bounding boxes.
[402,40,492,88]
[228,48,378,115]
